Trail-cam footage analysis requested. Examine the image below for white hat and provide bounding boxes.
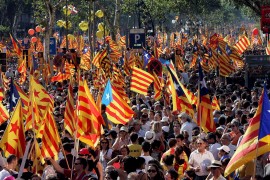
[162,126,169,133]
[120,126,128,133]
[208,160,222,168]
[217,145,230,153]
[144,131,156,143]
[161,117,169,123]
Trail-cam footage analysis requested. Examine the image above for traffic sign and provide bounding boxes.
[129,29,145,49]
[49,37,57,55]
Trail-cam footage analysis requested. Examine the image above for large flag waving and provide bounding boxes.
[224,85,270,176]
[10,34,22,57]
[130,67,154,95]
[102,79,134,124]
[198,64,215,132]
[0,100,25,158]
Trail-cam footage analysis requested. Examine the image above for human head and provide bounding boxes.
[130,132,139,143]
[7,154,17,170]
[165,169,178,180]
[147,164,159,179]
[78,148,91,159]
[141,141,151,153]
[175,134,184,147]
[173,122,181,134]
[74,157,87,171]
[208,160,223,178]
[100,138,110,150]
[105,169,119,180]
[196,138,207,152]
[120,145,130,156]
[217,145,230,159]
[168,138,177,148]
[220,133,231,146]
[163,155,174,167]
[206,132,216,144]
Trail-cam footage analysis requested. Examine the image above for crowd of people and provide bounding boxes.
[0,33,270,180]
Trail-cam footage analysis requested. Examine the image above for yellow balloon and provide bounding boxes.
[96,31,104,38]
[79,21,88,31]
[57,20,65,27]
[63,6,71,16]
[63,21,72,29]
[95,10,104,18]
[98,23,104,31]
[67,34,75,40]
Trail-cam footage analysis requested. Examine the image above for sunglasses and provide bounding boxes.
[101,142,108,144]
[211,167,218,170]
[74,162,81,165]
[148,169,157,173]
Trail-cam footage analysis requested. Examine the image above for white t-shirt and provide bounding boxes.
[189,150,215,176]
[209,143,221,160]
[0,169,10,180]
[141,155,153,172]
[100,148,113,171]
[180,121,193,141]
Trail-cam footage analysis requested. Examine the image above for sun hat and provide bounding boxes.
[144,131,156,144]
[217,145,230,153]
[208,160,222,168]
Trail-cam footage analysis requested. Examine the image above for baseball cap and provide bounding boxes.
[217,145,230,153]
[78,148,89,155]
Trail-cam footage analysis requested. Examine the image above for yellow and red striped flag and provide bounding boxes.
[130,67,154,95]
[0,101,9,124]
[80,47,91,70]
[118,36,126,47]
[0,100,25,158]
[211,95,220,111]
[1,73,10,91]
[51,61,74,82]
[40,107,61,163]
[92,49,107,68]
[224,87,270,176]
[77,77,104,147]
[0,87,3,102]
[266,41,270,55]
[234,35,250,55]
[18,56,27,84]
[102,79,134,124]
[10,34,22,57]
[64,80,76,137]
[153,72,162,101]
[14,83,29,117]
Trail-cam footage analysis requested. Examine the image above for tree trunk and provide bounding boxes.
[112,0,121,41]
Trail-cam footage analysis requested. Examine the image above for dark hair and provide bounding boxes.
[123,156,137,174]
[175,146,184,165]
[62,143,72,152]
[163,155,174,166]
[18,158,32,169]
[120,145,130,154]
[142,141,151,152]
[100,138,109,150]
[136,157,146,169]
[148,159,163,171]
[207,132,216,142]
[130,132,139,143]
[168,138,177,148]
[7,154,17,164]
[148,163,164,180]
[175,134,184,140]
[167,169,178,180]
[101,104,106,111]
[107,169,119,180]
[77,157,88,169]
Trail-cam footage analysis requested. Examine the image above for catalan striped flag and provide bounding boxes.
[14,83,29,118]
[1,73,10,91]
[92,49,108,68]
[130,67,154,95]
[224,86,270,177]
[175,54,185,72]
[0,87,3,102]
[77,77,104,147]
[10,34,22,57]
[118,36,126,47]
[197,64,215,132]
[234,35,250,55]
[167,66,194,118]
[64,80,75,137]
[51,62,73,82]
[211,95,220,111]
[18,56,27,84]
[0,101,9,125]
[102,79,134,124]
[80,47,91,70]
[266,41,270,55]
[153,72,162,101]
[0,100,25,158]
[40,107,61,163]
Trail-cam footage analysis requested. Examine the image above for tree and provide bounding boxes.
[229,0,264,17]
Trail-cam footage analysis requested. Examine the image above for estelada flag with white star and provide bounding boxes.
[102,79,134,124]
[0,100,25,158]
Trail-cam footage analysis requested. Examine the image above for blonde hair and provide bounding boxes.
[152,121,162,133]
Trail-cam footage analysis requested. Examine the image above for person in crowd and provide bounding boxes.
[220,133,236,158]
[168,121,181,139]
[46,157,88,180]
[147,163,165,180]
[0,155,17,179]
[140,141,153,172]
[135,157,148,180]
[165,169,178,180]
[217,145,230,161]
[189,138,214,180]
[128,133,142,158]
[160,138,177,165]
[206,160,226,180]
[104,169,118,180]
[206,132,221,160]
[112,126,129,150]
[17,159,33,180]
[179,112,193,142]
[58,142,74,179]
[99,138,113,173]
[229,119,242,146]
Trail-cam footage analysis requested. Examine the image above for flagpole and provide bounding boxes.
[71,70,81,180]
[253,140,259,179]
[197,59,202,135]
